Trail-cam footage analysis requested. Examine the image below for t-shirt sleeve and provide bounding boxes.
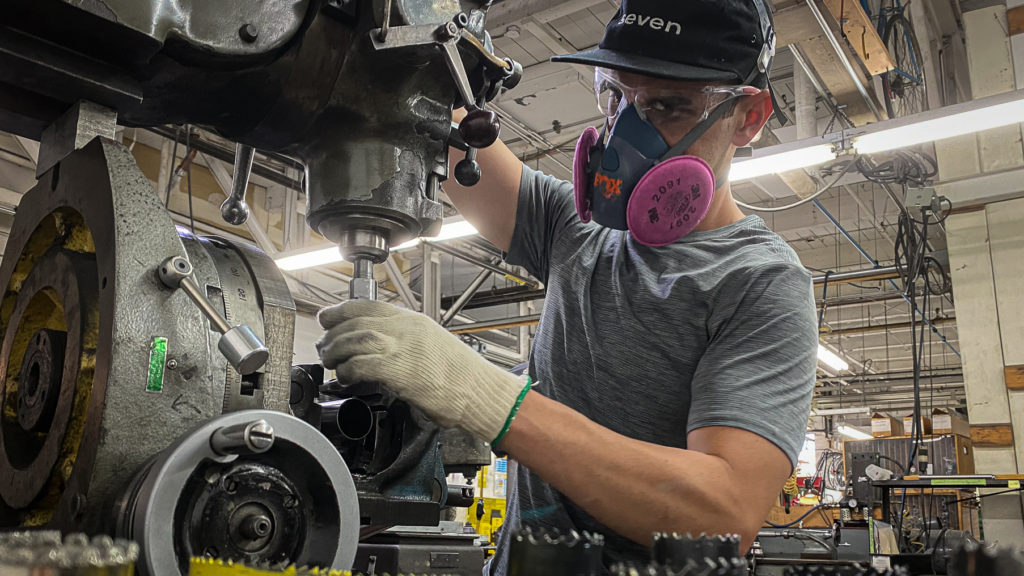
[687,261,817,467]
[504,164,579,282]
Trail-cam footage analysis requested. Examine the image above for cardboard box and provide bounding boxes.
[932,408,970,437]
[902,415,932,435]
[871,413,905,437]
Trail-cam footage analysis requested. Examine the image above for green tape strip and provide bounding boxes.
[491,377,531,448]
[146,337,168,393]
[931,478,987,486]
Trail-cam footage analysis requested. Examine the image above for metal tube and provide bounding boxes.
[822,316,956,336]
[441,266,494,326]
[319,399,374,442]
[179,277,231,334]
[795,59,818,139]
[790,45,843,121]
[812,266,899,285]
[424,241,537,288]
[818,290,905,308]
[806,0,884,121]
[384,255,420,311]
[449,314,541,334]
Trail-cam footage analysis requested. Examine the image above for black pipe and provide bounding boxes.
[319,398,374,442]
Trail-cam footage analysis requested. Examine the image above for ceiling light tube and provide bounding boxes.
[391,219,479,251]
[274,218,479,270]
[817,343,849,372]
[276,246,344,271]
[837,424,872,440]
[730,144,837,182]
[853,88,1024,154]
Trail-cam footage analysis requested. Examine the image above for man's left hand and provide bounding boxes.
[316,299,528,444]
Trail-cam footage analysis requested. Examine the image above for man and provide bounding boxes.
[317,0,817,571]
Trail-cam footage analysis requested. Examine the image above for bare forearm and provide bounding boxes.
[500,392,772,549]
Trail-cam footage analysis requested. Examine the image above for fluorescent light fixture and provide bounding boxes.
[391,219,478,251]
[274,218,479,270]
[811,407,870,417]
[854,96,1024,154]
[837,424,872,440]
[817,344,849,372]
[729,144,837,182]
[276,246,343,271]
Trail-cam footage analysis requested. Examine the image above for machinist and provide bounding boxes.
[317,0,818,571]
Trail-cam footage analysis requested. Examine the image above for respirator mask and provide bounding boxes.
[573,68,761,246]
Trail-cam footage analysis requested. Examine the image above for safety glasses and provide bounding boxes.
[594,68,761,129]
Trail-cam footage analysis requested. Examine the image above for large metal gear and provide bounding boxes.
[113,410,360,576]
[0,139,294,534]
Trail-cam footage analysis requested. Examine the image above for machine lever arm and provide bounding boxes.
[158,256,269,375]
[220,143,255,225]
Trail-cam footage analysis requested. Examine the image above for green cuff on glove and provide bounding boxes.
[491,375,532,448]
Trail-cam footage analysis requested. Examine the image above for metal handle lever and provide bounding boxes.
[158,256,269,375]
[220,143,255,225]
[210,419,275,455]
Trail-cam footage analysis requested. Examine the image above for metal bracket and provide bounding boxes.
[37,101,117,178]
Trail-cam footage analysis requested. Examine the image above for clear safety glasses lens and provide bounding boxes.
[593,69,760,127]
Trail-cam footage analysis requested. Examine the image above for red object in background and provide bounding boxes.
[798,477,823,492]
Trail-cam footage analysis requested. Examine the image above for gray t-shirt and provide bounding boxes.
[486,166,817,574]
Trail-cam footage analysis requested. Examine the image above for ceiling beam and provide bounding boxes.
[486,0,611,30]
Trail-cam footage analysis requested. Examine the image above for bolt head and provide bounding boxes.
[239,24,259,43]
[166,358,178,370]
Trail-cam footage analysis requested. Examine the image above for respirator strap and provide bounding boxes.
[658,98,738,163]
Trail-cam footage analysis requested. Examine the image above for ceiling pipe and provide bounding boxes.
[449,314,541,334]
[806,0,884,121]
[813,266,899,285]
[822,316,956,336]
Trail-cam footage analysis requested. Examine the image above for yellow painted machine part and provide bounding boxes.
[0,208,99,526]
[469,465,507,547]
[189,557,455,576]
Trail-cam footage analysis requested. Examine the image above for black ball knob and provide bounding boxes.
[459,107,501,149]
[455,158,482,186]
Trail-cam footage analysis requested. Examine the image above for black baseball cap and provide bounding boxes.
[552,0,778,91]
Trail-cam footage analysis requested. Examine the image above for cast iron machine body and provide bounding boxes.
[0,0,520,573]
[1,0,520,297]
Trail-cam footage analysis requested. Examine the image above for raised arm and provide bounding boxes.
[444,108,525,252]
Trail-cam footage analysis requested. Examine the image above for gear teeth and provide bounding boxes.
[508,527,605,576]
[781,566,910,576]
[611,560,746,576]
[949,539,1024,576]
[650,532,742,574]
[0,532,138,570]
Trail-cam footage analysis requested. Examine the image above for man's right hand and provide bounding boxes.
[445,108,524,252]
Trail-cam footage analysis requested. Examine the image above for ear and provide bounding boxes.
[731,90,773,147]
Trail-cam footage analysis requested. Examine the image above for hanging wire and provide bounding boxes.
[184,125,196,233]
[164,126,180,208]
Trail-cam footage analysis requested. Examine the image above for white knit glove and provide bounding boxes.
[316,299,530,445]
